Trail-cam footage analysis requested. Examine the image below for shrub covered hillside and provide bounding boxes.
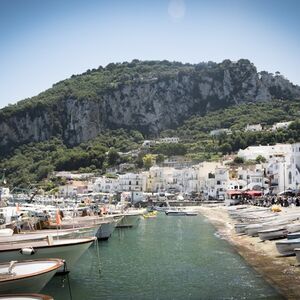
[1,59,299,155]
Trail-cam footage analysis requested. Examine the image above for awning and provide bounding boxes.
[244,190,262,197]
[226,190,243,196]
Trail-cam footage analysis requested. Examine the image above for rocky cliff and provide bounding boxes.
[1,59,300,154]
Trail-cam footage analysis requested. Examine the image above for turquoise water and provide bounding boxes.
[42,213,284,300]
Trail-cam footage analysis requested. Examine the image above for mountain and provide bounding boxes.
[1,59,300,154]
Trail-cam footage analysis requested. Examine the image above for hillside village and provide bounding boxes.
[56,137,300,202]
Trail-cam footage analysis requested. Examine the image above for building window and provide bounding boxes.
[136,181,139,185]
[217,181,221,185]
[129,181,131,185]
[289,171,292,184]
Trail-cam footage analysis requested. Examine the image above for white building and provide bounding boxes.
[271,121,292,131]
[93,177,119,193]
[119,173,144,192]
[238,144,292,161]
[210,128,232,136]
[159,137,179,143]
[245,124,263,132]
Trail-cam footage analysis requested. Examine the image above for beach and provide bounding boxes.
[197,205,300,300]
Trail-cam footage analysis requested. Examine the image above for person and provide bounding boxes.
[295,198,300,207]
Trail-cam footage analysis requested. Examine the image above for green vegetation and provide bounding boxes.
[1,97,300,188]
[0,60,194,119]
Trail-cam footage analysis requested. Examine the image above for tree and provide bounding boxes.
[219,143,232,155]
[143,154,154,170]
[255,155,266,163]
[233,156,245,164]
[107,148,120,166]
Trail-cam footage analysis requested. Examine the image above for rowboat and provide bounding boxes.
[0,259,63,293]
[258,227,288,241]
[275,238,300,256]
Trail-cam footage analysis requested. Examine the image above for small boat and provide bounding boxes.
[143,211,157,219]
[294,248,300,263]
[165,208,198,216]
[0,237,96,271]
[0,259,63,293]
[165,209,186,216]
[0,294,53,300]
[234,224,248,234]
[287,232,300,240]
[275,238,300,256]
[258,227,288,241]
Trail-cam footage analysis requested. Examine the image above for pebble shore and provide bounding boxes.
[197,205,300,300]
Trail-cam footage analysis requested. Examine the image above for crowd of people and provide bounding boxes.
[245,195,300,207]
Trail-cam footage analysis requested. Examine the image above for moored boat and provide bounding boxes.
[0,294,53,300]
[0,237,96,271]
[0,259,63,293]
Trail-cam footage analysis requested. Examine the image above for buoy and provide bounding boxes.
[20,247,35,255]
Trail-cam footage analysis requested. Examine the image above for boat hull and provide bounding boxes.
[116,215,141,228]
[0,238,95,271]
[275,239,300,256]
[96,221,117,240]
[258,228,288,241]
[0,259,63,293]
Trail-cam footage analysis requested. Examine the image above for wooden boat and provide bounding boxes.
[275,238,300,256]
[0,294,53,300]
[0,237,96,271]
[0,259,63,293]
[287,232,300,240]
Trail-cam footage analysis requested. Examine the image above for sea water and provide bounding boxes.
[42,213,284,299]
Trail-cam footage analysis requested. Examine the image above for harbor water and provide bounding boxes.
[42,213,284,299]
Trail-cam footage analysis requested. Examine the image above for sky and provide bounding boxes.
[0,0,299,108]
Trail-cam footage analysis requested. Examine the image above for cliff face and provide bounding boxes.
[1,59,300,153]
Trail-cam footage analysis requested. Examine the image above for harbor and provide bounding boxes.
[40,210,283,300]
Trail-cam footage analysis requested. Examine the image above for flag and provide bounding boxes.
[56,210,62,225]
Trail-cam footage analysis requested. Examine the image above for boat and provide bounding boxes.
[165,209,186,216]
[0,237,96,271]
[0,259,63,293]
[294,248,300,263]
[0,294,53,300]
[95,218,118,240]
[275,238,300,256]
[258,227,288,241]
[287,232,300,240]
[165,208,198,216]
[143,211,157,218]
[115,211,144,228]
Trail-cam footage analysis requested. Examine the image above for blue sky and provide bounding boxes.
[0,0,299,108]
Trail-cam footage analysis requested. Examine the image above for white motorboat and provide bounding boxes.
[0,259,63,293]
[0,294,53,300]
[165,209,186,216]
[0,237,96,271]
[275,238,300,256]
